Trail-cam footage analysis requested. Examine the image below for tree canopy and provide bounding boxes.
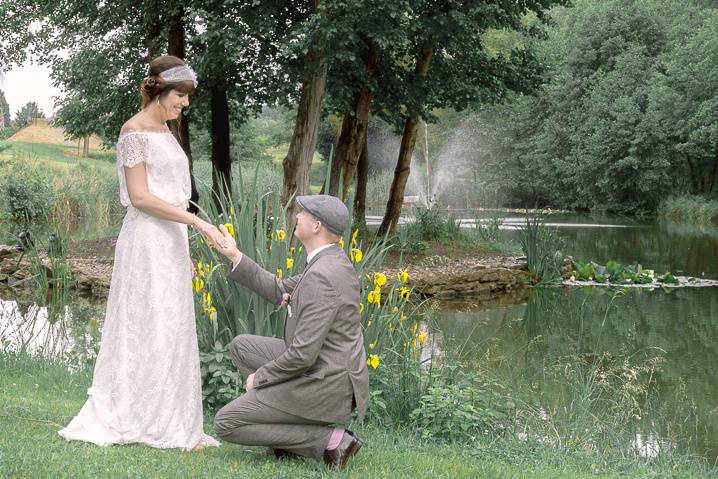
[14,101,44,127]
[473,0,718,213]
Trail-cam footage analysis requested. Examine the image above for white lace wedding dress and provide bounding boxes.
[59,130,219,450]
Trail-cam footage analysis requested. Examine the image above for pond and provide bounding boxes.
[433,212,718,462]
[1,212,717,462]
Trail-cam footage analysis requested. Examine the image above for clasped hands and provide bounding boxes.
[192,218,242,263]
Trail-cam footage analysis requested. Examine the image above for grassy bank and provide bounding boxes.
[0,353,712,478]
[658,196,718,227]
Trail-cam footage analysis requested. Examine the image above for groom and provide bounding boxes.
[213,195,369,469]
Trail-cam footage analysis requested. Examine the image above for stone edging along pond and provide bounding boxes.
[0,243,534,300]
[3,243,717,300]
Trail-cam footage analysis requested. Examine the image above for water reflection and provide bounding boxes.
[434,286,718,462]
[0,289,102,370]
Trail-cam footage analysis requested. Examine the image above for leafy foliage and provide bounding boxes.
[0,89,10,126]
[518,215,564,284]
[0,160,55,220]
[13,102,44,127]
[199,341,242,411]
[407,207,461,242]
[409,374,510,442]
[473,0,718,213]
[571,259,679,285]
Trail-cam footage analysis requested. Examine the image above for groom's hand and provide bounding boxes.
[217,224,242,264]
[246,373,255,391]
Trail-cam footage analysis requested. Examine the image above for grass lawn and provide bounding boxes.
[1,353,711,478]
[0,141,116,176]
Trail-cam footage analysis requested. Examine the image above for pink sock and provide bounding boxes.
[326,428,345,450]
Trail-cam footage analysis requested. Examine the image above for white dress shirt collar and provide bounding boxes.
[306,243,335,264]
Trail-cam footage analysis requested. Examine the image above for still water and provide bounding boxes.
[1,213,717,461]
[434,213,718,461]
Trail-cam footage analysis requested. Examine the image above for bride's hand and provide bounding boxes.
[193,218,227,249]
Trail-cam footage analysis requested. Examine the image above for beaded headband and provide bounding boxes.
[159,65,198,88]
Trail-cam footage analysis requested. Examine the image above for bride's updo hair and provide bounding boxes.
[140,55,195,108]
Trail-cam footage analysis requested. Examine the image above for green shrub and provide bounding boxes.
[518,215,564,284]
[0,127,19,141]
[407,207,461,241]
[475,215,503,242]
[409,378,510,442]
[658,195,718,226]
[0,161,55,220]
[199,341,242,411]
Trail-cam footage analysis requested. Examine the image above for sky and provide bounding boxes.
[1,60,61,120]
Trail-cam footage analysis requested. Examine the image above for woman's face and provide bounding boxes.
[161,89,190,120]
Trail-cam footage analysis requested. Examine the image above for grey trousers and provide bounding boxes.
[213,334,334,461]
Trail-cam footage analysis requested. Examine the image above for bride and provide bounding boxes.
[59,56,222,450]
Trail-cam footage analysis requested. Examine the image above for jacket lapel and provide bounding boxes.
[284,244,341,341]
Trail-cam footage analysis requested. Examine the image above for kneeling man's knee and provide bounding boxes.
[213,409,235,440]
[230,334,252,361]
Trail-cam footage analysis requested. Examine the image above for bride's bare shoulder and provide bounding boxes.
[120,114,148,135]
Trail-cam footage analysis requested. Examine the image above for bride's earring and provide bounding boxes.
[156,96,160,106]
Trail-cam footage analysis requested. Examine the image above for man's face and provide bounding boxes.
[294,209,320,242]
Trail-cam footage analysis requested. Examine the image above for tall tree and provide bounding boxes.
[650,9,718,194]
[375,0,561,235]
[0,89,10,127]
[279,0,328,221]
[14,101,44,126]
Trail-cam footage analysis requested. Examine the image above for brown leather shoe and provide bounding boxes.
[322,430,364,469]
[273,448,299,460]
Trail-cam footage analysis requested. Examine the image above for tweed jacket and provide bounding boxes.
[228,244,369,423]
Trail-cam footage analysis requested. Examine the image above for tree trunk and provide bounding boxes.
[686,156,699,193]
[281,69,327,218]
[378,46,434,236]
[330,44,379,198]
[281,0,327,227]
[423,120,430,202]
[211,86,232,204]
[145,1,161,61]
[710,134,718,193]
[353,131,369,229]
[82,136,89,157]
[167,9,199,213]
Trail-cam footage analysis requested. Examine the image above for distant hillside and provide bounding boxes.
[8,119,104,150]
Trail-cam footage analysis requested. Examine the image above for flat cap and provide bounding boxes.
[296,195,348,236]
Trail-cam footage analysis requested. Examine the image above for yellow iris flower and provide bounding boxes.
[275,229,286,241]
[397,269,409,283]
[339,237,345,249]
[367,354,380,369]
[277,268,283,279]
[399,287,410,300]
[193,277,204,292]
[223,223,235,238]
[373,272,387,287]
[359,303,365,314]
[367,290,381,305]
[286,258,294,270]
[350,248,363,263]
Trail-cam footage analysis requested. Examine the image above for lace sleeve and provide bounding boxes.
[117,133,150,168]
